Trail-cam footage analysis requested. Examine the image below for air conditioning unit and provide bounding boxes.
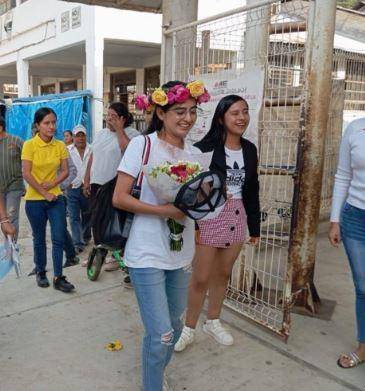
[4,19,12,33]
[3,12,13,34]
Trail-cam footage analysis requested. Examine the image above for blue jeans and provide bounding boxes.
[129,267,190,391]
[66,187,91,248]
[25,197,66,277]
[60,196,76,260]
[341,202,365,343]
[3,189,23,240]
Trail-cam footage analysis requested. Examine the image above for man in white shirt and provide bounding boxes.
[66,125,93,253]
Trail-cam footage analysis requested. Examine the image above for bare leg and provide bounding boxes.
[185,245,218,329]
[207,243,243,320]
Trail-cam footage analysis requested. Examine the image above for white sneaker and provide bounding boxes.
[202,319,234,345]
[174,326,195,352]
[163,373,173,391]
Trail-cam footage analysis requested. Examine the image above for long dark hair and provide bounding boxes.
[109,102,133,127]
[146,80,188,134]
[0,116,5,132]
[199,95,249,146]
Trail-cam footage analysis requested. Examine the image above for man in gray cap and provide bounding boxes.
[66,125,92,253]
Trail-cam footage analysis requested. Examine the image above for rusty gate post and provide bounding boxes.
[288,0,337,313]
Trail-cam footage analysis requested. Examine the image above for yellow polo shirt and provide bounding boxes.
[21,134,69,200]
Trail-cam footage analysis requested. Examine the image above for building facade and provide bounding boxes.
[0,0,162,134]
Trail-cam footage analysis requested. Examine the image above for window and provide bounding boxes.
[111,71,136,112]
[40,84,56,95]
[60,80,77,93]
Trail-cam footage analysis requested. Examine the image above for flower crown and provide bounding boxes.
[135,80,210,111]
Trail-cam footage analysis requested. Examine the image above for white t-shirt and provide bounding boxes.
[117,132,196,270]
[90,126,139,185]
[330,117,365,222]
[225,147,245,199]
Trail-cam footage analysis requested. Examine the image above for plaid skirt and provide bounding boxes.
[196,199,247,248]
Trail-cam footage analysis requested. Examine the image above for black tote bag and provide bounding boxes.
[91,136,151,249]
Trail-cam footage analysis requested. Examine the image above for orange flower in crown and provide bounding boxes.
[135,81,210,111]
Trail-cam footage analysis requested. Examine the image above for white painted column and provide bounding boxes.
[82,65,86,90]
[55,80,61,94]
[29,75,34,96]
[86,35,104,137]
[161,0,198,83]
[103,70,111,110]
[136,68,145,94]
[16,58,29,97]
[244,0,270,71]
[31,77,39,97]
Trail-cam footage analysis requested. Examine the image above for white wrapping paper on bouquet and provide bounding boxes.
[142,137,213,203]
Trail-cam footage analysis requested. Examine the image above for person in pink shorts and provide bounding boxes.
[175,94,260,351]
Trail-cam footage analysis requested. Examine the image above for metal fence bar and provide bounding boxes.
[163,0,277,36]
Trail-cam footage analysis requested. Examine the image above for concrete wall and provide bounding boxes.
[94,6,161,44]
[0,0,89,67]
[0,0,162,66]
[0,0,162,133]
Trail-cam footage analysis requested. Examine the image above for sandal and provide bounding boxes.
[337,351,364,368]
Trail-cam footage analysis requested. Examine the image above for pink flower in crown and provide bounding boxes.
[167,91,176,105]
[197,90,211,104]
[135,94,150,111]
[174,86,190,103]
[170,84,183,93]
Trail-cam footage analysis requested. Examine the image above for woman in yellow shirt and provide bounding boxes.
[22,107,75,293]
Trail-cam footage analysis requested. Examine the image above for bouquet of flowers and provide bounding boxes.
[143,138,213,252]
[149,161,202,251]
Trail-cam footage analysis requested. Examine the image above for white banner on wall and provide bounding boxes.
[187,67,265,147]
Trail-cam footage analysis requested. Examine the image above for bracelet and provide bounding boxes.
[0,219,10,225]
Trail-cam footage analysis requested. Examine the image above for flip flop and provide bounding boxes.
[337,352,364,369]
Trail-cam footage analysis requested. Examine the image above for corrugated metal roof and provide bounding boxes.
[60,0,162,13]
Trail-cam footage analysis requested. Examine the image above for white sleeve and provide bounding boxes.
[125,126,140,139]
[330,124,353,222]
[118,135,145,179]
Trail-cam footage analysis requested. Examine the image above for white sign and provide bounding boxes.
[61,11,70,32]
[72,6,81,29]
[187,68,265,147]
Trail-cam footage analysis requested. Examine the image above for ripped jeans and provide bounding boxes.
[129,267,190,391]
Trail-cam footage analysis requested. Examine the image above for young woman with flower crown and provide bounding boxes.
[112,80,210,391]
[175,94,260,352]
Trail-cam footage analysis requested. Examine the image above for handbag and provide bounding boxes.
[92,136,151,248]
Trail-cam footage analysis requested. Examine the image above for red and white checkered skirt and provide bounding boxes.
[196,199,247,248]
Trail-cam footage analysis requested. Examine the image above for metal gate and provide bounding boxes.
[164,0,337,339]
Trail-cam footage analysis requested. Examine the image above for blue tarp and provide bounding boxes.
[4,90,92,142]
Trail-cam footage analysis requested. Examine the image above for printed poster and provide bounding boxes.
[187,67,265,147]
